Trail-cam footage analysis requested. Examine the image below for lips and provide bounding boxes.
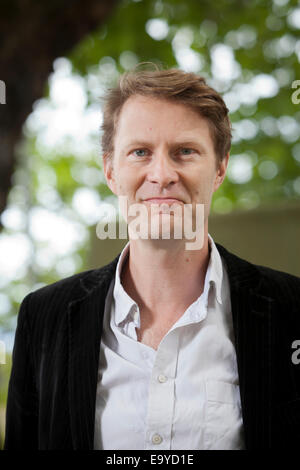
[143,198,183,204]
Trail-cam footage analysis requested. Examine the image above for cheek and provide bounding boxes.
[191,175,215,201]
[116,172,139,195]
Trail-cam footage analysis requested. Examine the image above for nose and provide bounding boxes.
[146,151,179,189]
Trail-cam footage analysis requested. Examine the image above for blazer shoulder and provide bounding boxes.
[28,268,98,302]
[216,242,300,304]
[254,263,300,301]
[20,255,120,322]
[255,263,300,285]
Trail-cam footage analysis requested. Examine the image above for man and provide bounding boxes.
[4,66,300,450]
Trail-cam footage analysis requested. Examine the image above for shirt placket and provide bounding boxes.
[144,331,179,450]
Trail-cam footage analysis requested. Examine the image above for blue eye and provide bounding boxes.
[180,148,193,155]
[133,149,147,157]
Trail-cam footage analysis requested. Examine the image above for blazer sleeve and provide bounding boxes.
[4,293,38,449]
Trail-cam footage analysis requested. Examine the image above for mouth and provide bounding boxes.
[143,198,183,205]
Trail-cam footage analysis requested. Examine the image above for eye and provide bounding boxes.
[132,149,148,157]
[179,148,195,156]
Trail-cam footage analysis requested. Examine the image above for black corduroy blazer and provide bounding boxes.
[4,243,300,450]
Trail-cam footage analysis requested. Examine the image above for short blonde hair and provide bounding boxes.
[101,64,232,163]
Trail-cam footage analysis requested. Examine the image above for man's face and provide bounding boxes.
[103,94,229,239]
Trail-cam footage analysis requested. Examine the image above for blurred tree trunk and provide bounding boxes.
[0,0,119,226]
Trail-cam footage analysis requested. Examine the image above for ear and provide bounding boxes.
[213,152,229,192]
[102,153,117,195]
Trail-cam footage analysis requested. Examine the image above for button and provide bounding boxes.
[157,374,167,383]
[131,305,139,323]
[152,433,163,445]
[133,311,139,323]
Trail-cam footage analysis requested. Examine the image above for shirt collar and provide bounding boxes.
[207,233,223,305]
[113,234,224,326]
[113,241,134,326]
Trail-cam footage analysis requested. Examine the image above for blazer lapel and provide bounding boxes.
[67,257,119,449]
[216,243,274,449]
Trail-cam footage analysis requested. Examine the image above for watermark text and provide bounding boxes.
[291,340,300,365]
[291,80,300,104]
[0,80,6,104]
[0,340,6,364]
[96,196,205,250]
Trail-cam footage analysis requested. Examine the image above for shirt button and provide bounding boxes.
[152,433,163,445]
[133,311,139,323]
[157,374,167,383]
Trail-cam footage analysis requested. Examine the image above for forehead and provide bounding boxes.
[114,94,214,149]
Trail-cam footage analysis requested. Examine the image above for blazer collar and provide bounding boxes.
[68,244,274,449]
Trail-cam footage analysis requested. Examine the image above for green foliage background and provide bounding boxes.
[0,0,300,446]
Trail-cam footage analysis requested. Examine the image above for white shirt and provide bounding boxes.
[94,235,245,450]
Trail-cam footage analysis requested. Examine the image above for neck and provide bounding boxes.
[121,232,211,321]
